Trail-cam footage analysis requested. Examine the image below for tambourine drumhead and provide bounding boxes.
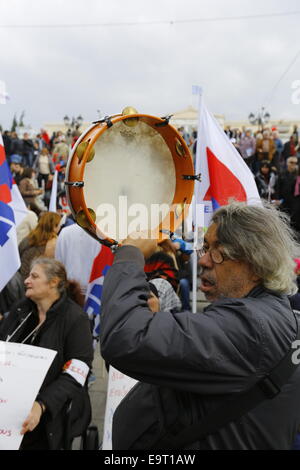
[66,113,194,245]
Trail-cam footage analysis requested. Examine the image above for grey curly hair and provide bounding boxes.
[211,202,300,295]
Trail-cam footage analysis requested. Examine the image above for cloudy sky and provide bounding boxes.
[0,0,300,131]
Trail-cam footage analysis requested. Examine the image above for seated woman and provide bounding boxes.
[0,258,93,450]
[18,212,61,280]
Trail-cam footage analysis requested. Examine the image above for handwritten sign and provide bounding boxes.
[102,366,137,450]
[0,341,57,450]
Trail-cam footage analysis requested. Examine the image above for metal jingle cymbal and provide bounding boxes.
[122,106,139,127]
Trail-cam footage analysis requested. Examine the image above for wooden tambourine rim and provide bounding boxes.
[65,114,195,246]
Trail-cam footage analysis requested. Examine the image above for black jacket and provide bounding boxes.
[22,138,34,157]
[278,171,297,213]
[100,246,300,450]
[10,137,23,156]
[0,292,94,449]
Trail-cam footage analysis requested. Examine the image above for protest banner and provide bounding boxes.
[0,341,57,450]
[102,366,137,450]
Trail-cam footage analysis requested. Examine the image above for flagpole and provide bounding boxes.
[49,170,58,212]
[192,86,203,314]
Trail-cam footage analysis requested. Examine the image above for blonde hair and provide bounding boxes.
[28,212,61,247]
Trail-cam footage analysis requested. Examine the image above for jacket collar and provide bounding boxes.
[245,284,266,298]
[15,291,68,319]
[204,284,284,311]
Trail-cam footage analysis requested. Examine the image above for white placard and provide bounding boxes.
[102,366,137,450]
[0,341,57,450]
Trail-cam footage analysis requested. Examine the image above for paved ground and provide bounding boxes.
[88,352,109,446]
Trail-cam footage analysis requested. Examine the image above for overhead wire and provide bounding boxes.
[0,10,300,29]
[263,48,300,108]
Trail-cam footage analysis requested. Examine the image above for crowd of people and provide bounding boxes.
[2,123,300,235]
[2,128,75,214]
[0,121,300,450]
[180,124,300,239]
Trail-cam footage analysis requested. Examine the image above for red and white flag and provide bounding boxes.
[193,88,260,226]
[191,88,261,312]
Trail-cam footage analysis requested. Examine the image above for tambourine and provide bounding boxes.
[65,107,195,247]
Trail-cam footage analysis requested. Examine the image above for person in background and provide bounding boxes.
[18,167,43,214]
[272,131,283,170]
[49,131,58,152]
[16,209,39,245]
[9,131,23,164]
[171,235,193,311]
[281,136,297,167]
[0,272,25,320]
[278,156,299,218]
[291,164,300,239]
[149,278,181,313]
[19,211,61,280]
[256,130,276,166]
[0,258,93,450]
[33,140,40,162]
[33,147,54,190]
[22,132,35,168]
[52,135,69,163]
[10,161,24,186]
[40,128,50,149]
[255,160,279,202]
[238,129,256,170]
[292,125,299,145]
[144,251,179,293]
[2,130,11,158]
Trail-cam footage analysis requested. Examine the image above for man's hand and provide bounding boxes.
[123,232,157,259]
[21,401,44,435]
